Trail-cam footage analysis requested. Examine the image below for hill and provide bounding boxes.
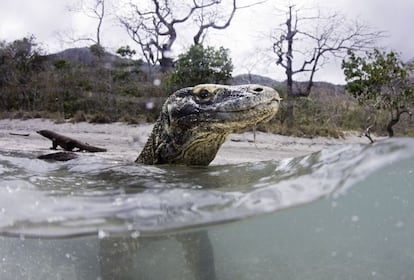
[231,74,283,87]
[47,47,346,97]
[47,47,128,68]
[47,47,162,74]
[232,74,346,96]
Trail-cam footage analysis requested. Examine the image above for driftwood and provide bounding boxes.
[37,130,107,152]
[230,138,255,143]
[9,132,30,137]
[360,125,374,144]
[38,151,79,161]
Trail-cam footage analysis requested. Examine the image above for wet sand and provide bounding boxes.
[0,119,372,165]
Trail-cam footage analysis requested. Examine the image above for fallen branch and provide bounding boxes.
[37,130,107,152]
[38,152,79,161]
[230,138,255,143]
[9,132,30,137]
[360,125,374,144]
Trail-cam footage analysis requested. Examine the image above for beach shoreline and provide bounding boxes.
[0,119,372,165]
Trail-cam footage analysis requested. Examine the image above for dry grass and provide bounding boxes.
[1,84,411,138]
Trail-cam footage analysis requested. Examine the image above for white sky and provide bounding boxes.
[1,0,413,84]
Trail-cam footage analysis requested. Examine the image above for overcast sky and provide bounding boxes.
[1,0,413,84]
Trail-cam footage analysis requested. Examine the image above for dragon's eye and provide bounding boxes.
[198,89,210,99]
[192,86,217,103]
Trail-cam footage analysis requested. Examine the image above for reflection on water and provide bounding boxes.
[0,138,413,279]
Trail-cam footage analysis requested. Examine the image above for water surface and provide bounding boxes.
[0,138,413,279]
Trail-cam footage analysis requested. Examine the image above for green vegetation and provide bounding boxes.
[166,45,233,91]
[258,86,389,138]
[0,37,166,124]
[0,36,45,111]
[0,37,412,138]
[342,49,414,136]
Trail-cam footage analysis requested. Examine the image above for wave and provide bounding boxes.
[0,138,413,238]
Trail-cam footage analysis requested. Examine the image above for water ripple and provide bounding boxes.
[0,138,413,237]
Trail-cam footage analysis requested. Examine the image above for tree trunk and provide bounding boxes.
[285,6,295,129]
[159,56,174,73]
[386,109,411,137]
[386,118,397,137]
[285,83,294,129]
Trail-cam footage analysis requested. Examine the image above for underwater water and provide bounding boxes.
[0,138,413,280]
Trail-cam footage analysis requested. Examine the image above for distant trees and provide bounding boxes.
[271,5,383,128]
[167,44,233,90]
[119,0,239,73]
[116,45,136,59]
[0,36,45,111]
[0,36,162,121]
[342,49,413,137]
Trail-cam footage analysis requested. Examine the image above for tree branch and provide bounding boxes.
[272,6,384,98]
[120,0,242,71]
[193,0,238,44]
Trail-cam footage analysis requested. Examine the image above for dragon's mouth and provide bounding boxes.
[211,89,282,113]
[189,99,280,133]
[214,98,279,117]
[171,84,281,134]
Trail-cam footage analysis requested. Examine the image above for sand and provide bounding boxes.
[0,119,371,165]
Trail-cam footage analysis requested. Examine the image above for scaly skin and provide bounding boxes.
[136,84,281,165]
[37,130,107,152]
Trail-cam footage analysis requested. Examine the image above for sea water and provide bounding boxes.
[0,138,413,279]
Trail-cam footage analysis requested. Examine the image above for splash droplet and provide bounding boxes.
[98,230,108,239]
[131,231,140,239]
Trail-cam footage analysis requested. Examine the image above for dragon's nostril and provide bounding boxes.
[253,87,263,92]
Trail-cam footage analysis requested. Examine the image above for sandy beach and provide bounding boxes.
[0,119,371,165]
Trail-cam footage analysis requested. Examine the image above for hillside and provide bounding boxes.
[47,47,347,97]
[232,74,346,97]
[2,44,412,137]
[231,74,283,87]
[47,47,128,67]
[47,47,161,74]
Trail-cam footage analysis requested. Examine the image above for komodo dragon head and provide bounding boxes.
[136,84,282,166]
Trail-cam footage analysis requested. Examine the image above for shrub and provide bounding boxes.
[166,44,233,91]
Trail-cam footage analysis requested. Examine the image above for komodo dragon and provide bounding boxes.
[34,84,282,279]
[136,84,281,165]
[37,130,107,152]
[102,84,281,279]
[36,84,281,164]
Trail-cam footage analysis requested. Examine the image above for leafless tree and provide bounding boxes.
[91,0,105,47]
[65,0,107,49]
[192,0,237,45]
[119,0,252,73]
[272,5,384,127]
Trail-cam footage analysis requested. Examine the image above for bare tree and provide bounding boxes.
[64,0,106,52]
[192,0,237,45]
[192,0,266,44]
[119,0,245,73]
[272,5,384,128]
[91,0,105,47]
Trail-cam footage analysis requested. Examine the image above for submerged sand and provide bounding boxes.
[0,119,372,165]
